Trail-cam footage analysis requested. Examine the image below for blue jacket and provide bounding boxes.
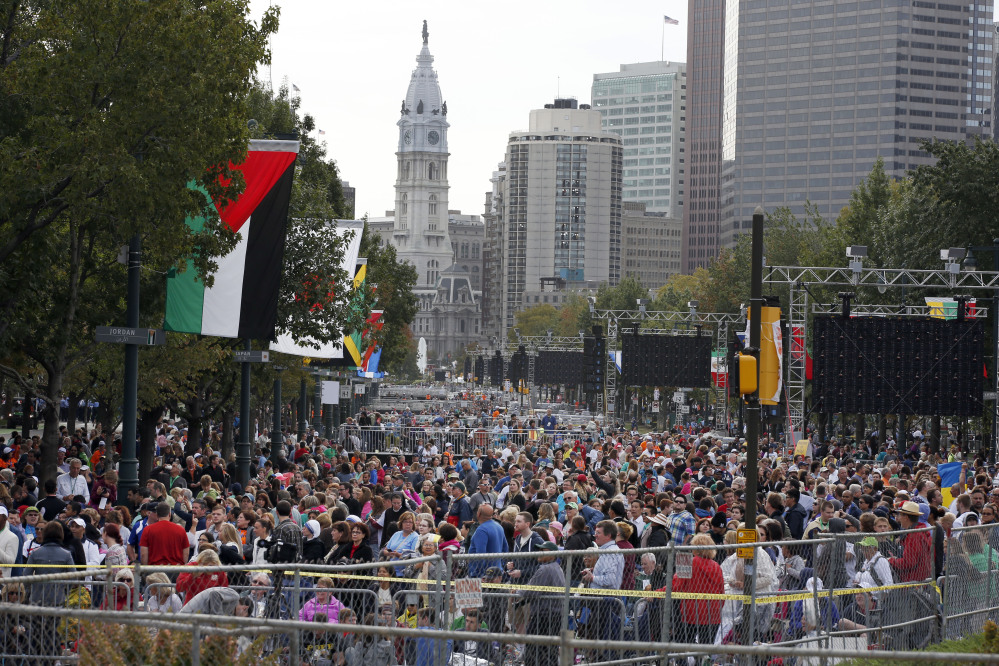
[467,519,507,577]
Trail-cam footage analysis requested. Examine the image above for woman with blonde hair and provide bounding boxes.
[672,533,724,644]
[145,572,183,613]
[176,549,228,605]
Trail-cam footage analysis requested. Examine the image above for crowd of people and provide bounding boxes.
[0,404,994,663]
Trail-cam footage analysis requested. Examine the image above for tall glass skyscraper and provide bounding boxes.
[686,0,994,260]
[591,62,686,220]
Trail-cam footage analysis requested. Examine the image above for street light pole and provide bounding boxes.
[742,206,764,645]
[271,366,285,463]
[237,339,252,487]
[119,232,141,500]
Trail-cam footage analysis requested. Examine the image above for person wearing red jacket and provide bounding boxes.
[177,549,228,605]
[888,501,932,582]
[671,533,725,644]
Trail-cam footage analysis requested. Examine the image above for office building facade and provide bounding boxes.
[487,99,623,336]
[687,0,995,260]
[621,201,683,289]
[591,62,686,219]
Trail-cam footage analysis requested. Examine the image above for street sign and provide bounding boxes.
[454,578,483,610]
[673,392,684,403]
[354,384,366,395]
[737,528,756,559]
[680,405,690,414]
[632,396,639,405]
[95,326,166,346]
[651,400,660,413]
[339,384,351,399]
[233,350,270,363]
[653,388,661,401]
[321,381,339,405]
[986,391,998,401]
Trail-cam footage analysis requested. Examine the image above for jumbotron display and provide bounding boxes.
[534,351,586,386]
[621,333,712,388]
[812,316,984,416]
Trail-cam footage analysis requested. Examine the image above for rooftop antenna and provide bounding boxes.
[557,75,560,99]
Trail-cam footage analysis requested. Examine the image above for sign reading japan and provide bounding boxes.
[233,350,270,363]
[95,326,165,346]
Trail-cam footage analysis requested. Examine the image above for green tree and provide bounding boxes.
[911,137,999,250]
[510,304,559,340]
[807,157,893,269]
[0,0,276,486]
[595,276,648,312]
[359,222,419,375]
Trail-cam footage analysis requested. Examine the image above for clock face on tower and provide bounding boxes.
[403,130,412,145]
[427,130,440,146]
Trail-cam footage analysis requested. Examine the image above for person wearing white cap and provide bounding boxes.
[0,506,17,578]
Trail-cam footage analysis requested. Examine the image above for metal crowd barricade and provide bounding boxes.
[0,524,988,665]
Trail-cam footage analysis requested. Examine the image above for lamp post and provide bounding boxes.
[963,239,999,464]
[237,339,252,488]
[118,232,141,501]
[271,365,286,463]
[741,206,765,645]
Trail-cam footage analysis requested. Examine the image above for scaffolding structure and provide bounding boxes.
[589,307,745,424]
[766,264,999,446]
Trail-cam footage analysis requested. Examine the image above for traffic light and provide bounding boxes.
[727,334,741,398]
[737,353,758,396]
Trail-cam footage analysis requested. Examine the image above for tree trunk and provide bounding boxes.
[66,391,78,438]
[139,406,163,484]
[817,412,827,443]
[185,415,203,456]
[39,372,65,493]
[931,415,941,455]
[221,409,235,463]
[855,413,865,446]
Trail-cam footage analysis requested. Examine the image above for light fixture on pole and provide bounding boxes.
[941,247,966,287]
[846,245,867,285]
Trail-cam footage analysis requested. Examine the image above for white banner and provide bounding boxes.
[320,381,339,405]
[770,320,783,403]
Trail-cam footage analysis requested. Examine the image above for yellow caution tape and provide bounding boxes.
[5,564,937,605]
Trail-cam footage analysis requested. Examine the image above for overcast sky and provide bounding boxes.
[248,1,690,219]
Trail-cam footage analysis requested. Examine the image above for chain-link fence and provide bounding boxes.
[2,523,996,664]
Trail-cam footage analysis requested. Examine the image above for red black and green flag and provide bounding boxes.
[165,139,299,339]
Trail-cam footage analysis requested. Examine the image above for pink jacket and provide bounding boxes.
[298,594,346,623]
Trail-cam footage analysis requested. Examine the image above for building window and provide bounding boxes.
[472,243,480,259]
[428,162,437,180]
[429,194,438,215]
